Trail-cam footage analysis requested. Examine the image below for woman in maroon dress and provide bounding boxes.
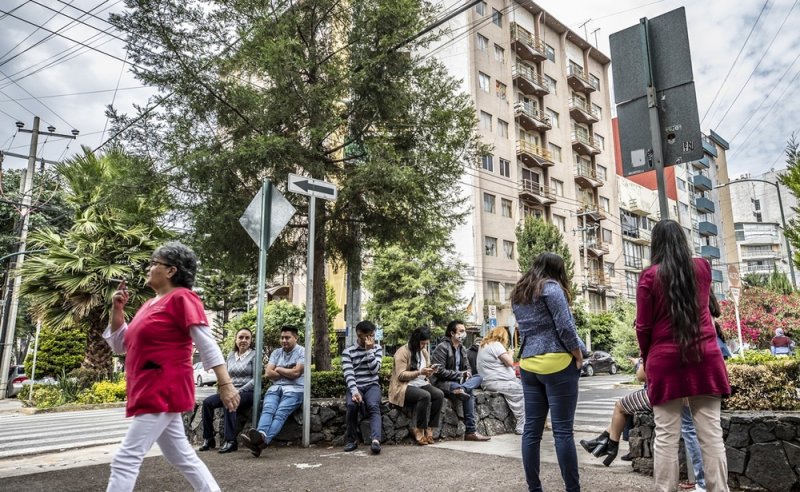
[105,242,239,491]
[635,220,730,492]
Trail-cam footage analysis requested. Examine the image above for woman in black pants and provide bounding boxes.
[388,327,444,445]
[199,328,257,453]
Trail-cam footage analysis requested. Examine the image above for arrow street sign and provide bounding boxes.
[288,173,338,201]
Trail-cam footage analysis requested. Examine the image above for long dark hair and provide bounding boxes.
[407,327,431,370]
[650,219,701,361]
[511,252,571,305]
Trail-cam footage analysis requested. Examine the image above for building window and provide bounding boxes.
[485,236,497,256]
[503,240,514,260]
[480,110,492,130]
[551,178,564,196]
[626,271,639,298]
[594,133,605,150]
[483,193,496,213]
[492,8,502,26]
[600,196,610,213]
[604,261,615,278]
[496,81,507,100]
[679,201,689,217]
[548,143,562,162]
[494,44,505,63]
[501,198,513,218]
[553,214,566,232]
[677,178,686,191]
[476,1,486,15]
[545,43,555,62]
[546,108,559,128]
[590,73,600,90]
[545,75,557,95]
[753,199,762,222]
[477,33,488,51]
[486,280,500,302]
[497,119,508,138]
[596,165,607,181]
[592,102,602,119]
[481,154,493,172]
[478,72,490,92]
[602,228,613,244]
[499,158,511,177]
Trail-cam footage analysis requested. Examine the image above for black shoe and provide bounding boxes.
[602,439,619,466]
[620,452,633,462]
[370,440,381,455]
[452,389,471,402]
[343,441,358,452]
[241,429,266,458]
[198,438,216,451]
[218,440,238,453]
[579,431,609,455]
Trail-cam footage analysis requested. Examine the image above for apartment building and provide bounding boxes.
[435,0,622,327]
[614,126,736,300]
[725,169,798,285]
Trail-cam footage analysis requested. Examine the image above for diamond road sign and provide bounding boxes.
[288,173,338,201]
[239,184,296,248]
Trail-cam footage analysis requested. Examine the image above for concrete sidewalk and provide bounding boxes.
[1,431,655,491]
[0,397,23,414]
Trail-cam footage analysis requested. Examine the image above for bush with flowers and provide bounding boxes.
[719,287,800,349]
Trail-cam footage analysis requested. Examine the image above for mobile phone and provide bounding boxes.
[110,278,128,291]
[431,363,441,369]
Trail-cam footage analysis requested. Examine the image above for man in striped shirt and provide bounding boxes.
[341,320,383,454]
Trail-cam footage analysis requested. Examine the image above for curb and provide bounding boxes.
[19,401,126,415]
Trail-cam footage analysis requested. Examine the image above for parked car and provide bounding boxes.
[193,362,217,386]
[7,365,27,397]
[582,351,618,376]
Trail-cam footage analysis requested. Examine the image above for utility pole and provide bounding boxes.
[574,212,597,351]
[0,118,76,399]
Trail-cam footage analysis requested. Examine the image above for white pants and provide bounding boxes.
[482,378,525,433]
[108,412,220,492]
[653,395,729,492]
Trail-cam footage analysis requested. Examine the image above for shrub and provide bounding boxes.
[23,325,84,378]
[221,302,306,354]
[76,379,127,404]
[723,356,800,411]
[17,384,65,408]
[307,366,393,399]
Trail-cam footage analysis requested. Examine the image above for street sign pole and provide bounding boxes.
[730,287,744,356]
[302,195,316,448]
[641,18,670,220]
[253,181,272,427]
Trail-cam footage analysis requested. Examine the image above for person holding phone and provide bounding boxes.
[104,241,239,492]
[388,327,444,445]
[340,320,383,454]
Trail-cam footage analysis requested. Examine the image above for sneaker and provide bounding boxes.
[370,440,381,455]
[343,441,358,452]
[464,432,491,442]
[452,388,471,402]
[678,482,696,491]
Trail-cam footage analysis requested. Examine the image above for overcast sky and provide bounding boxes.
[0,0,797,180]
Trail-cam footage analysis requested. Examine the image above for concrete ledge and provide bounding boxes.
[18,401,126,415]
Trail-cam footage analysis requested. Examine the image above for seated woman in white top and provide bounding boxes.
[477,326,525,434]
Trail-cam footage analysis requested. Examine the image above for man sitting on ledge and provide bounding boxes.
[341,320,383,454]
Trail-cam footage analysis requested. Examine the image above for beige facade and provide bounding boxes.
[435,0,622,326]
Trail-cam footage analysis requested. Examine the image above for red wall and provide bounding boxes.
[612,117,678,201]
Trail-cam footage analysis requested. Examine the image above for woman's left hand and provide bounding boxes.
[219,383,240,411]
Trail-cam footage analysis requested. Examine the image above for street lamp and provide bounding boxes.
[715,178,797,290]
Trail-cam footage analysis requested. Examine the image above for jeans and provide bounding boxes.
[682,405,705,489]
[202,390,254,441]
[445,375,483,434]
[404,384,444,428]
[521,364,581,492]
[256,387,303,444]
[345,383,382,443]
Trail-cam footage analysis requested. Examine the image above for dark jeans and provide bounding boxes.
[202,389,255,441]
[345,383,382,443]
[404,384,444,429]
[443,375,483,434]
[521,363,581,492]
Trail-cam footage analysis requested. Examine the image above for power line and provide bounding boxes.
[0,67,76,130]
[0,85,146,101]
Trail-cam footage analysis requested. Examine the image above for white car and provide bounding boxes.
[193,362,217,386]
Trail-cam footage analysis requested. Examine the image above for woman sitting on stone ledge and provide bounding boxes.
[477,327,525,435]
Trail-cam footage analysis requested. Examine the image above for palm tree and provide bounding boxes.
[20,146,170,376]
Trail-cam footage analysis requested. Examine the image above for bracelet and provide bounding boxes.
[219,382,234,388]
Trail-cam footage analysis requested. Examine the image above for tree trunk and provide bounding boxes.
[312,200,331,370]
[82,312,113,377]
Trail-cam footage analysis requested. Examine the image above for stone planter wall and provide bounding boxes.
[183,389,518,446]
[630,411,800,491]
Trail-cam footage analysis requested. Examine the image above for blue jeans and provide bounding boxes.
[681,405,705,489]
[521,364,581,492]
[256,387,303,444]
[345,383,382,443]
[445,375,482,434]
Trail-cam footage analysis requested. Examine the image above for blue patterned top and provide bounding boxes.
[512,280,582,358]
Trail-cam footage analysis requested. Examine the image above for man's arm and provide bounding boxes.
[265,362,281,381]
[275,363,304,380]
[341,348,358,393]
[432,343,459,380]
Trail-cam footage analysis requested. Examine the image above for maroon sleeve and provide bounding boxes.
[169,288,209,333]
[635,267,656,363]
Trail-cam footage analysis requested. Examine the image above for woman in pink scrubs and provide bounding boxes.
[104,242,239,492]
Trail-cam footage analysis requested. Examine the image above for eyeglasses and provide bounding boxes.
[149,260,173,268]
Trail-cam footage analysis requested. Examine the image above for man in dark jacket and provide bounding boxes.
[431,320,491,442]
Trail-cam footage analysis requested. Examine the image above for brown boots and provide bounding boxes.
[424,428,435,444]
[413,428,436,445]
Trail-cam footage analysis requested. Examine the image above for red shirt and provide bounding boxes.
[772,335,792,348]
[124,287,208,417]
[636,258,730,406]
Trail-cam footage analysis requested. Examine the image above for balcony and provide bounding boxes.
[695,196,715,214]
[698,221,718,237]
[692,174,713,191]
[626,199,650,216]
[510,23,547,63]
[712,269,723,283]
[519,179,556,205]
[566,64,599,94]
[587,271,612,290]
[571,130,601,156]
[700,245,721,259]
[692,156,710,169]
[741,247,780,260]
[744,264,776,274]
[574,163,604,188]
[578,202,606,222]
[568,97,600,125]
[514,102,552,132]
[516,140,554,168]
[623,225,651,245]
[583,238,610,257]
[512,63,550,97]
[623,254,643,270]
[702,138,718,157]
